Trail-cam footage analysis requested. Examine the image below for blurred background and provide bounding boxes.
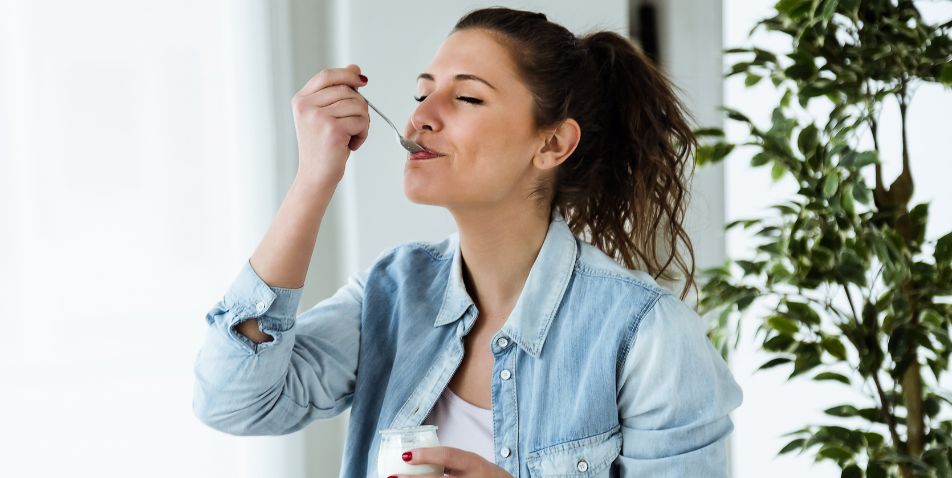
[0,0,949,476]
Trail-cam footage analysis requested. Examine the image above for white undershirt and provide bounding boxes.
[423,387,495,463]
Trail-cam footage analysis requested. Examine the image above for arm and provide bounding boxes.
[193,64,372,435]
[192,259,367,436]
[237,176,338,344]
[614,294,744,477]
[238,63,370,342]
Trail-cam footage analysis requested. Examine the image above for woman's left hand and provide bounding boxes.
[387,446,512,477]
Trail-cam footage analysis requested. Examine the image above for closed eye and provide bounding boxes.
[414,95,483,105]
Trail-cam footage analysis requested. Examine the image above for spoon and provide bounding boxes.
[352,89,426,153]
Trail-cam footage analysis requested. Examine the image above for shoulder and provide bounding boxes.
[632,293,707,349]
[558,241,684,348]
[573,240,671,297]
[568,243,706,366]
[616,290,742,429]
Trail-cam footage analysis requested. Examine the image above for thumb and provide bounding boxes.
[346,63,362,76]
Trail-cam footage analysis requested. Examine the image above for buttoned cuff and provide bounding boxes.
[213,260,304,351]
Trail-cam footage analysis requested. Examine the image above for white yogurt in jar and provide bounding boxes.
[377,425,444,477]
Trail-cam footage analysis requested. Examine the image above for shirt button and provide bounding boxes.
[496,337,509,348]
[500,447,511,458]
[255,301,266,312]
[577,460,589,472]
[500,369,512,380]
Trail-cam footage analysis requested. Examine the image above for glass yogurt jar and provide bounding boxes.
[377,425,444,477]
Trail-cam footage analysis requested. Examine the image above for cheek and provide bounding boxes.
[461,140,536,198]
[487,122,537,168]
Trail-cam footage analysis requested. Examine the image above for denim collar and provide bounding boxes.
[433,208,579,357]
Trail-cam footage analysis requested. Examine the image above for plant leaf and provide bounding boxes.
[798,124,819,158]
[825,404,860,417]
[935,231,952,264]
[768,316,800,334]
[814,371,851,384]
[940,63,952,87]
[823,173,839,197]
[822,336,848,360]
[780,437,806,454]
[841,464,862,478]
[820,0,839,26]
[759,357,793,370]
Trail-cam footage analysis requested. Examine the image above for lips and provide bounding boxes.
[409,150,444,160]
[409,142,446,160]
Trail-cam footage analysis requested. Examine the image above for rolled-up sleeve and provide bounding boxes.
[614,293,744,476]
[192,260,366,436]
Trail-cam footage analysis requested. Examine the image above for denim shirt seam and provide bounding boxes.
[368,240,446,277]
[403,240,454,262]
[525,423,623,458]
[574,262,669,296]
[616,290,666,379]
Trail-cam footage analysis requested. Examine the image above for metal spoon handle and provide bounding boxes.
[355,91,399,136]
[351,88,424,153]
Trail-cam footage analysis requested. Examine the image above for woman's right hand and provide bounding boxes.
[291,64,370,186]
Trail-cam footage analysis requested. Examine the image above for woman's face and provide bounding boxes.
[403,28,549,210]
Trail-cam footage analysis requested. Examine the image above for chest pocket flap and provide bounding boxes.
[526,426,622,477]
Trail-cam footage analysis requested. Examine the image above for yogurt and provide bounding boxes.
[377,425,444,477]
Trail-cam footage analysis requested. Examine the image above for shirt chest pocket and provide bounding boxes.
[526,426,622,477]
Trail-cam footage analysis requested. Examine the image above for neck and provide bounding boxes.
[450,204,552,319]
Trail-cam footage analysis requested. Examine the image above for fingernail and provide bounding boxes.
[359,74,368,83]
[402,451,412,462]
[387,476,397,478]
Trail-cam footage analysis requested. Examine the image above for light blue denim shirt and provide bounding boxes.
[193,208,743,477]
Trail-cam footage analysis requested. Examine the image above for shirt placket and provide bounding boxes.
[491,332,520,477]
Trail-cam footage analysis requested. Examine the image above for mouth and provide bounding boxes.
[408,143,447,161]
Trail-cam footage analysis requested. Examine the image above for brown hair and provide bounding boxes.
[454,7,698,300]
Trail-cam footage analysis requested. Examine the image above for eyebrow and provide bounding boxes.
[417,73,497,90]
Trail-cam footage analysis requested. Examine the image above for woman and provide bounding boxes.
[194,7,742,478]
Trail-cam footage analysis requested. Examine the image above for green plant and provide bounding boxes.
[694,0,952,476]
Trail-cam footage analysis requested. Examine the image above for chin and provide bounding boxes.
[403,179,443,206]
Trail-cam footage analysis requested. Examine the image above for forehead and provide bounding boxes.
[423,29,522,89]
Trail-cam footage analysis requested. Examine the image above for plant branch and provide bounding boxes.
[898,81,912,202]
[862,78,888,209]
[866,263,886,306]
[842,282,907,455]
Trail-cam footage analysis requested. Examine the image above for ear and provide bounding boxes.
[533,118,581,171]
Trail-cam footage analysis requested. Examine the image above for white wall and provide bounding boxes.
[653,0,728,298]
[0,0,307,476]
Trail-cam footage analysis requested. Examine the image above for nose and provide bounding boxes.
[406,95,443,137]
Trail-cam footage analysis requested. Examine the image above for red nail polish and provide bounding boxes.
[359,74,368,83]
[402,451,412,462]
[387,476,397,478]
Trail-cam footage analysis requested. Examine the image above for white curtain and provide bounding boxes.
[0,0,309,476]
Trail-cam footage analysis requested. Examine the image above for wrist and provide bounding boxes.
[293,170,342,192]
